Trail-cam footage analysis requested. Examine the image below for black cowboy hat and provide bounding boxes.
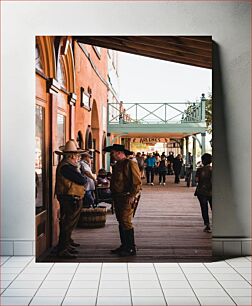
[103,144,132,155]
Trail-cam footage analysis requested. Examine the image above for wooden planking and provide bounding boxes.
[40,175,212,263]
[74,36,212,69]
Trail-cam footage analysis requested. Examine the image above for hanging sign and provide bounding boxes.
[131,137,169,144]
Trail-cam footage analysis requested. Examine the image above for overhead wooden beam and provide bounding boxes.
[77,36,211,63]
[74,36,212,69]
[124,36,212,52]
[91,36,212,59]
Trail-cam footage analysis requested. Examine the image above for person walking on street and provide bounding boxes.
[80,152,96,208]
[173,154,183,183]
[145,153,156,185]
[103,144,142,257]
[55,140,87,259]
[185,152,193,187]
[136,152,145,179]
[154,153,160,175]
[167,151,174,175]
[194,153,212,233]
[158,155,168,185]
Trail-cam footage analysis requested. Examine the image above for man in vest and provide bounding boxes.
[55,140,87,259]
[103,144,142,257]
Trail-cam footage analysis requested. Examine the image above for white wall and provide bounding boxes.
[1,1,250,256]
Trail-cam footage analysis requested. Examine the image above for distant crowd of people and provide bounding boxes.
[127,151,190,186]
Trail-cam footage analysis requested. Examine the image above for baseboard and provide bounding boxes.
[0,240,35,256]
[1,238,251,258]
[212,237,251,258]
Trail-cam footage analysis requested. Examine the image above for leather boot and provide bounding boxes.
[70,239,81,247]
[58,249,77,259]
[118,228,136,257]
[110,225,126,254]
[68,246,79,254]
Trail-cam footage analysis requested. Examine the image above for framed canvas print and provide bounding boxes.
[35,36,213,262]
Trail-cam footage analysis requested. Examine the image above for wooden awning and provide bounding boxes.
[74,36,212,69]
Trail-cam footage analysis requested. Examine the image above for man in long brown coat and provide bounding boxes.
[103,144,142,257]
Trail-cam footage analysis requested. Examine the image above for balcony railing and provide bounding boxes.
[108,101,205,125]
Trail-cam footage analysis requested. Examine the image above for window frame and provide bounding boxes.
[81,87,91,110]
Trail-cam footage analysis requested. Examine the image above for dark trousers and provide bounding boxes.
[159,171,166,183]
[167,164,173,175]
[174,171,180,183]
[146,167,154,183]
[58,196,82,252]
[84,190,95,207]
[197,195,212,225]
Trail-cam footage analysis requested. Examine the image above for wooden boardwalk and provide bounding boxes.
[41,175,212,263]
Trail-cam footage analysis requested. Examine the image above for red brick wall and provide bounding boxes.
[74,42,108,172]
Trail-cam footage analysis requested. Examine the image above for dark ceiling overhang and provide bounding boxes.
[74,36,212,69]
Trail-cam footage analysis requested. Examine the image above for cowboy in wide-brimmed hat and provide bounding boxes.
[55,139,87,156]
[54,139,87,259]
[103,144,133,156]
[103,143,142,257]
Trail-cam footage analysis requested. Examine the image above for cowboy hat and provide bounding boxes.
[82,152,93,158]
[103,144,132,155]
[55,139,87,155]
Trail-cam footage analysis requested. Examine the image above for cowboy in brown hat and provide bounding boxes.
[103,144,142,257]
[55,139,87,259]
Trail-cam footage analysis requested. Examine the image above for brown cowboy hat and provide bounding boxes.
[103,144,132,155]
[55,139,88,155]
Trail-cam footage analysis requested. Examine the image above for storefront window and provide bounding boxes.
[57,56,67,89]
[102,135,107,169]
[35,43,44,72]
[92,139,96,173]
[57,113,66,150]
[35,105,45,214]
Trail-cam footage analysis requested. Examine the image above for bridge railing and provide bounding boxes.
[108,101,205,125]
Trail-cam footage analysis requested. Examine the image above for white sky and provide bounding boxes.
[118,51,212,103]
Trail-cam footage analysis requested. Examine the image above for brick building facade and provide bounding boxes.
[35,36,119,257]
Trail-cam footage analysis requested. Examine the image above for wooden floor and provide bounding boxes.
[41,175,212,263]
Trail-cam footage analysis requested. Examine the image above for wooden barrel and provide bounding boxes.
[78,207,106,228]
